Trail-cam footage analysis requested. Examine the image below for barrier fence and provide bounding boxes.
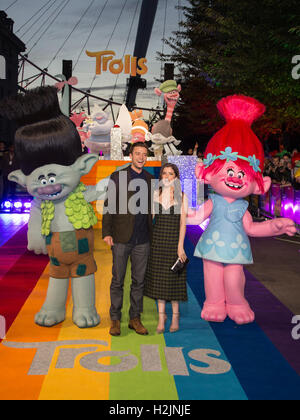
[259,184,300,227]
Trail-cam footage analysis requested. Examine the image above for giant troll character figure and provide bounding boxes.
[188,95,296,325]
[0,86,110,328]
[148,80,182,156]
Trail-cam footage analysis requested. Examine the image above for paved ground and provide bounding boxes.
[247,234,300,315]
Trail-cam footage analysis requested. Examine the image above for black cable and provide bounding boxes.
[5,0,19,12]
[72,0,109,72]
[160,0,168,80]
[19,0,58,39]
[27,0,72,56]
[104,0,128,51]
[23,0,61,45]
[156,0,168,108]
[89,0,129,90]
[111,0,140,99]
[15,0,55,35]
[47,0,97,69]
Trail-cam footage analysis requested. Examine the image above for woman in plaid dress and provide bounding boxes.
[144,163,188,333]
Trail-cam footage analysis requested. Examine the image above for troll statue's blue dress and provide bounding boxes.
[194,193,253,265]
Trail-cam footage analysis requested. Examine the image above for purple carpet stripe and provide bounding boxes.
[0,214,29,248]
[186,225,203,246]
[244,269,300,376]
[0,225,29,282]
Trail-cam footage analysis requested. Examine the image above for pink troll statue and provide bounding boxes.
[188,95,296,325]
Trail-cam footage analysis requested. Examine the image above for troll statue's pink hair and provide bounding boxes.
[202,95,266,192]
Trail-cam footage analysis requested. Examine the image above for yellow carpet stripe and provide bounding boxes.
[0,265,63,400]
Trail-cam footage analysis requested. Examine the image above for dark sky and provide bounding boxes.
[2,0,188,115]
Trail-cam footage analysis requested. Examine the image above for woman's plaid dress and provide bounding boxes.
[144,201,187,302]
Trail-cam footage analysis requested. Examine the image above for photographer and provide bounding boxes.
[277,159,292,186]
[268,156,282,183]
[1,144,17,199]
[293,168,300,190]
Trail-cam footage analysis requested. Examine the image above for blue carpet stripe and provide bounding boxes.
[163,284,248,400]
[184,235,300,400]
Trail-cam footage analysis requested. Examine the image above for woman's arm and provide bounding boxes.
[177,193,189,262]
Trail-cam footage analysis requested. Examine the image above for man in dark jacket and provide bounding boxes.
[102,142,154,336]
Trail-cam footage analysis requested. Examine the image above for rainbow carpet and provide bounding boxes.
[0,215,299,400]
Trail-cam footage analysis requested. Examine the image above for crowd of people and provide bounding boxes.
[185,139,300,189]
[263,149,300,190]
[185,140,300,191]
[0,141,18,201]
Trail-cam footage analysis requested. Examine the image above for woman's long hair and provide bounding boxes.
[158,163,183,204]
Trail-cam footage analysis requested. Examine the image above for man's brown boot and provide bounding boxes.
[110,320,121,336]
[128,317,148,335]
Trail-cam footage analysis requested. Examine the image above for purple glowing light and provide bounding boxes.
[3,201,12,209]
[1,199,33,213]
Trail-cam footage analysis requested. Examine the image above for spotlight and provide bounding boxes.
[1,200,12,212]
[24,201,31,213]
[0,198,32,213]
[4,200,12,209]
[13,201,22,210]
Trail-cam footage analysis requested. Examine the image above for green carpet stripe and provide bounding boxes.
[109,261,178,400]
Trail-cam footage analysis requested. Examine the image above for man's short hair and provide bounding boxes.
[129,142,149,155]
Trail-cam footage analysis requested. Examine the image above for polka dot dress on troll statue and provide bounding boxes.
[188,95,296,325]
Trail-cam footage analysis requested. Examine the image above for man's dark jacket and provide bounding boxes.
[102,165,154,244]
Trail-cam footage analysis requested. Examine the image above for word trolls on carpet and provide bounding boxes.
[2,340,231,376]
[291,315,300,340]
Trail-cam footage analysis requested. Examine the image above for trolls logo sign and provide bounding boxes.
[86,50,148,76]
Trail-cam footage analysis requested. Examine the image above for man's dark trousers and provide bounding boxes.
[110,242,150,321]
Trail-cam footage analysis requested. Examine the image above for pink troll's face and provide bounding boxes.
[196,160,271,200]
[164,90,180,106]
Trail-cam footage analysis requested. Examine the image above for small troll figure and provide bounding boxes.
[189,95,296,325]
[0,86,103,328]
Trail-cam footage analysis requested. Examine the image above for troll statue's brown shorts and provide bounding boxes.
[46,228,97,279]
